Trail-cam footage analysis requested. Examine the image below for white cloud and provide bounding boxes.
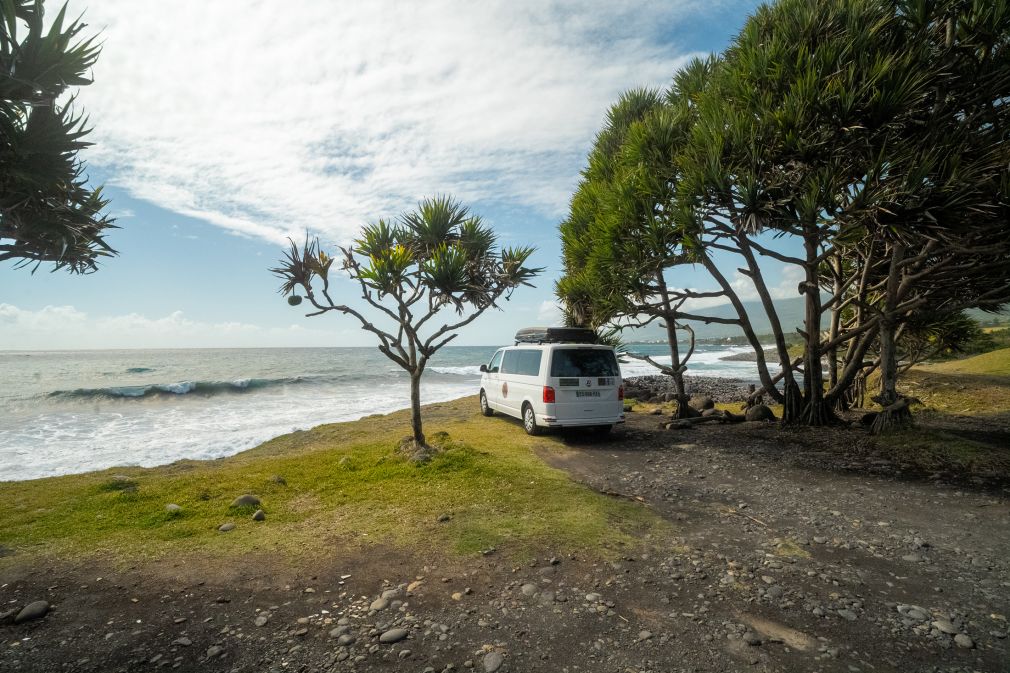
[0,304,346,350]
[681,265,805,312]
[536,299,564,324]
[62,0,708,243]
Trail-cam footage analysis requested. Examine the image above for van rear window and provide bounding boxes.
[549,349,619,377]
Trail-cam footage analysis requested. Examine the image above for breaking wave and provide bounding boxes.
[48,377,313,400]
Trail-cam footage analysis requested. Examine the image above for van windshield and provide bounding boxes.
[549,349,619,377]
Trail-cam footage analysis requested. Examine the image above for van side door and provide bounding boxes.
[498,349,521,416]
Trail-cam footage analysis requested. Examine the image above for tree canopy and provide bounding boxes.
[1,0,115,273]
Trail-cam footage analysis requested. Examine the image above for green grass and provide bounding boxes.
[0,398,665,564]
[919,346,1010,377]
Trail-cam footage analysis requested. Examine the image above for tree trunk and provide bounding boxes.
[871,244,912,434]
[799,232,836,427]
[658,275,693,419]
[409,372,425,446]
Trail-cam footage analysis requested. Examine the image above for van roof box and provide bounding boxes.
[514,326,598,345]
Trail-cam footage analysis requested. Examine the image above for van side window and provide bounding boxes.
[500,350,519,374]
[516,350,542,376]
[487,350,503,373]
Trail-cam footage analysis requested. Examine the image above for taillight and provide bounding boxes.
[618,385,624,400]
[543,386,556,403]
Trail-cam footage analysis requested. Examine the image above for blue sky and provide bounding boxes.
[1,0,769,349]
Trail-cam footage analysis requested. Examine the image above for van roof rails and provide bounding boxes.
[514,326,598,345]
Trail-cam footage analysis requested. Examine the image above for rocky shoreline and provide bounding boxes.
[624,375,753,403]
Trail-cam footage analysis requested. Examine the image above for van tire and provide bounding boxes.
[522,403,541,436]
[480,390,494,417]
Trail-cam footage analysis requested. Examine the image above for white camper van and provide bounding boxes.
[479,327,625,435]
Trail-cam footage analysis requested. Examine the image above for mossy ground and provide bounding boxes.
[0,399,666,565]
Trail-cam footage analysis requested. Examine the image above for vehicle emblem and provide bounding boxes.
[585,379,592,387]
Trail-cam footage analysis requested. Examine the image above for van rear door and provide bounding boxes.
[548,347,622,420]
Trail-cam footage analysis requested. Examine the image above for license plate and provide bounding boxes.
[576,391,601,398]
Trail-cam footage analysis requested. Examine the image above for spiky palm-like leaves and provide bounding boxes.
[1,0,115,273]
[272,196,542,447]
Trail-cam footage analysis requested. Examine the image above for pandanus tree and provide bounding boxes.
[272,196,541,449]
[1,0,116,273]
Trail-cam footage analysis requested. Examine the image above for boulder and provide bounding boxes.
[165,503,182,514]
[14,601,49,624]
[230,494,261,508]
[692,396,715,410]
[252,509,266,521]
[745,405,776,422]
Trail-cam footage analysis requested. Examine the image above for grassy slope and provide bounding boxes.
[0,398,664,564]
[874,347,1010,476]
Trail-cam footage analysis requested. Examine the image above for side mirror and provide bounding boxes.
[479,364,488,373]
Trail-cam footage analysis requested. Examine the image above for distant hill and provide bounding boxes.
[625,296,807,343]
[624,298,1009,343]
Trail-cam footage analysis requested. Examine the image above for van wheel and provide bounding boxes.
[480,390,493,417]
[522,403,541,436]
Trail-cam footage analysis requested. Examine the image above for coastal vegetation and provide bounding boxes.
[558,0,1010,432]
[0,400,661,560]
[0,0,115,273]
[273,196,542,450]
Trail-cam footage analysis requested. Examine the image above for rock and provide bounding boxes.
[692,396,715,410]
[230,494,260,508]
[897,605,930,621]
[585,593,601,603]
[407,580,424,592]
[745,405,776,422]
[765,586,784,600]
[173,636,192,646]
[483,651,504,672]
[252,509,266,521]
[165,504,182,514]
[954,634,974,649]
[370,597,390,611]
[437,513,451,522]
[520,583,537,597]
[379,628,408,644]
[398,649,412,659]
[269,475,286,485]
[813,536,828,544]
[742,631,762,646]
[932,619,959,635]
[901,553,922,563]
[638,630,653,641]
[701,408,722,417]
[218,522,236,532]
[205,645,224,658]
[837,609,857,621]
[14,601,50,624]
[254,614,269,627]
[337,634,356,646]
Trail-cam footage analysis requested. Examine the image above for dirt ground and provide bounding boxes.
[2,408,1009,673]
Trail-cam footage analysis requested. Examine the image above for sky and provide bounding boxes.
[0,0,772,350]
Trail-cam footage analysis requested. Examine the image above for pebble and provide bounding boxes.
[252,509,266,521]
[379,628,408,644]
[638,630,653,641]
[437,514,451,522]
[165,504,182,514]
[585,593,601,603]
[337,634,356,646]
[254,614,269,627]
[742,631,761,646]
[837,609,857,621]
[483,651,504,672]
[218,523,236,532]
[172,637,192,647]
[230,494,260,508]
[14,601,50,624]
[520,583,537,597]
[954,634,974,649]
[932,619,958,635]
[370,597,390,611]
[206,645,224,658]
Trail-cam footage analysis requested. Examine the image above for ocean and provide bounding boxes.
[0,343,768,481]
